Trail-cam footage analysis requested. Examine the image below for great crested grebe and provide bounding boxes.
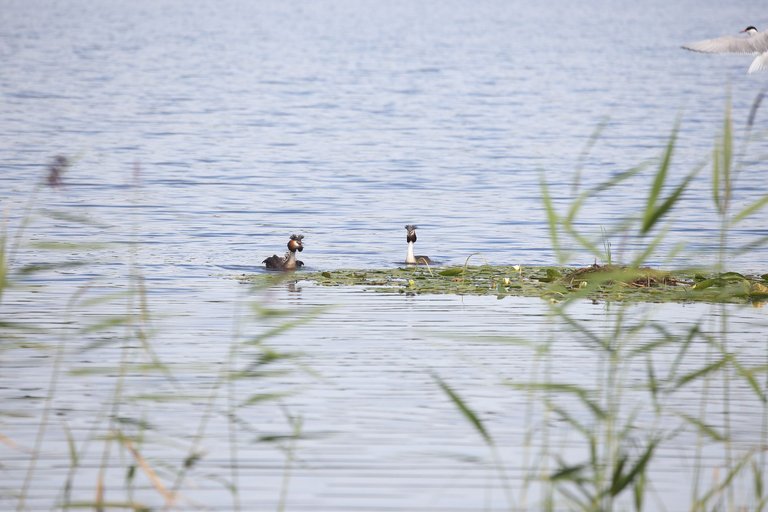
[682,26,768,73]
[263,234,304,270]
[404,225,432,265]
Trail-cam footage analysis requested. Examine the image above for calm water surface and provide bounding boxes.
[2,0,768,510]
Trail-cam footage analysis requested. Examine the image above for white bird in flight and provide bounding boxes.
[682,25,768,74]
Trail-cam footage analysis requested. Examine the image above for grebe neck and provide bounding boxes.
[283,250,298,270]
[405,241,417,264]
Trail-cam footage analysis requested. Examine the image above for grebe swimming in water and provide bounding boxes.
[404,225,432,265]
[263,234,304,270]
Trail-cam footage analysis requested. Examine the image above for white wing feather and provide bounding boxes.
[682,31,768,54]
[748,53,768,73]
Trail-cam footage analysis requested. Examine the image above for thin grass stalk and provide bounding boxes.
[713,97,736,509]
[760,339,768,512]
[518,334,552,510]
[689,329,716,510]
[277,411,302,512]
[93,195,149,508]
[715,98,733,274]
[539,351,556,512]
[718,303,735,510]
[94,331,128,508]
[0,230,7,304]
[164,337,229,508]
[540,175,564,264]
[598,308,623,511]
[572,118,609,194]
[15,296,71,511]
[641,122,679,235]
[433,374,516,509]
[58,387,118,509]
[227,290,244,512]
[7,183,42,268]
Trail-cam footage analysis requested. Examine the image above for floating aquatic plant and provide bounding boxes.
[240,264,768,305]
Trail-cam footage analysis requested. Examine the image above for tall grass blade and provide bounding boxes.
[512,382,606,419]
[550,405,592,437]
[731,195,768,225]
[712,98,733,214]
[731,360,768,403]
[433,374,492,445]
[677,412,727,442]
[676,356,730,388]
[722,97,732,202]
[609,439,659,497]
[629,226,668,267]
[245,305,329,345]
[239,391,293,407]
[562,224,602,261]
[633,472,647,512]
[572,117,608,193]
[0,234,7,302]
[121,436,176,507]
[565,165,646,226]
[645,356,660,410]
[551,463,588,481]
[555,486,591,512]
[666,325,699,382]
[735,234,768,255]
[641,166,699,235]
[694,454,750,507]
[62,422,79,468]
[540,174,562,263]
[552,306,610,351]
[61,500,151,510]
[642,123,678,233]
[752,460,765,508]
[712,144,722,213]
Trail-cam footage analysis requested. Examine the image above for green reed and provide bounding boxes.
[435,94,768,511]
[1,161,315,511]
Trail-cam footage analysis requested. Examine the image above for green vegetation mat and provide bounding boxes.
[241,264,768,304]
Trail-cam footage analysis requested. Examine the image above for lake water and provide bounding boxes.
[2,0,768,510]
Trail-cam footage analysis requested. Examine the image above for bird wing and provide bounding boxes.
[682,32,768,54]
[263,254,282,268]
[749,52,768,73]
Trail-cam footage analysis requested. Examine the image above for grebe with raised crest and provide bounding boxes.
[263,234,304,270]
[404,225,433,265]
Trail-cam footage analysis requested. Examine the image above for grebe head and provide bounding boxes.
[405,224,417,243]
[742,26,758,34]
[288,234,304,252]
